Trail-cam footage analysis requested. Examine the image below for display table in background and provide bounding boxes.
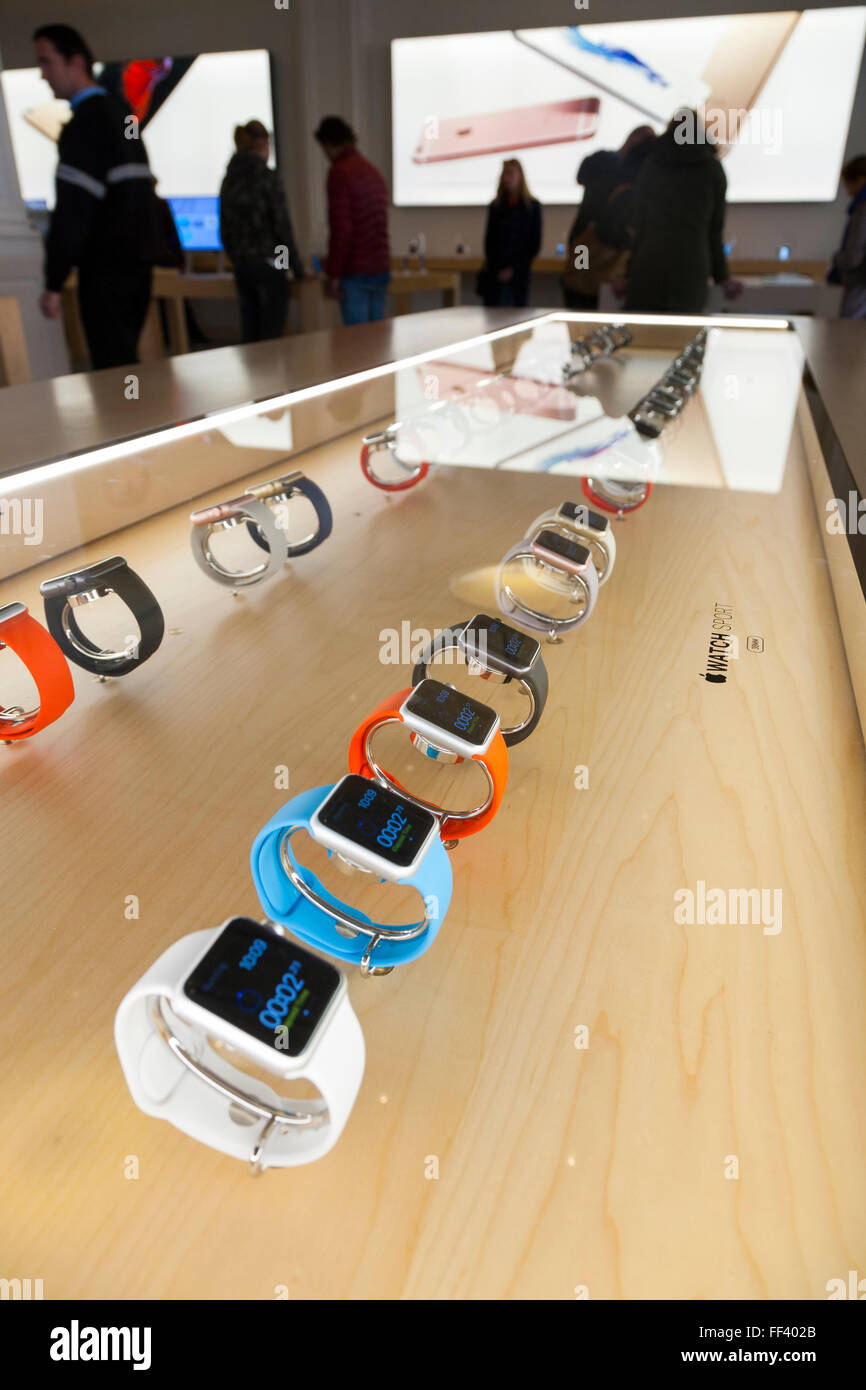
[600,273,842,318]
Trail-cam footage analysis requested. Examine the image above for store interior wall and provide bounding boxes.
[0,0,863,332]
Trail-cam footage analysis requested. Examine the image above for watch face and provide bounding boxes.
[183,918,341,1059]
[313,774,437,873]
[459,613,539,676]
[535,529,590,568]
[403,678,498,749]
[559,502,609,533]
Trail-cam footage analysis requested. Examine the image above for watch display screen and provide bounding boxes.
[460,613,539,675]
[316,774,436,869]
[535,529,590,566]
[405,678,497,748]
[183,917,340,1058]
[560,501,609,533]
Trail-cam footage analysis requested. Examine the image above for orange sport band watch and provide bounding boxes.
[0,602,74,741]
[348,678,508,844]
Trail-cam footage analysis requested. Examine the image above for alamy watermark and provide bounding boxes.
[0,497,43,546]
[826,493,866,535]
[674,880,782,935]
[378,621,488,666]
[673,104,783,156]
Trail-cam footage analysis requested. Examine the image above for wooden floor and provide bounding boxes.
[2,341,865,1300]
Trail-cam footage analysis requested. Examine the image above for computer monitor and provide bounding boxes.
[168,196,222,252]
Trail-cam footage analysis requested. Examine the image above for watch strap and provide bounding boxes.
[348,689,509,838]
[581,474,653,515]
[245,473,333,558]
[0,604,74,740]
[42,561,164,676]
[410,620,548,748]
[250,784,451,967]
[115,927,364,1168]
[496,539,599,636]
[191,497,286,587]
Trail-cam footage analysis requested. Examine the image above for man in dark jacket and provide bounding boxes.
[220,120,304,343]
[34,24,158,369]
[625,111,738,314]
[314,116,390,326]
[829,154,866,319]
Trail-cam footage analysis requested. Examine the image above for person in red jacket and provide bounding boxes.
[314,115,390,325]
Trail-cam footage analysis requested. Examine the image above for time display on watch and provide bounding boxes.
[459,613,540,676]
[183,917,341,1057]
[316,774,436,869]
[404,678,498,748]
[535,528,591,567]
[560,501,609,533]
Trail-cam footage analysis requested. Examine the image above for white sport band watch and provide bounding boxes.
[115,919,365,1173]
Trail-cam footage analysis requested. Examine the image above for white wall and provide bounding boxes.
[0,0,863,284]
[0,43,69,380]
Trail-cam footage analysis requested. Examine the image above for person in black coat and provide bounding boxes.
[625,111,741,314]
[563,125,655,310]
[479,159,542,308]
[220,120,305,342]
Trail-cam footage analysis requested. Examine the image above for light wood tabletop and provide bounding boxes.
[1,324,864,1301]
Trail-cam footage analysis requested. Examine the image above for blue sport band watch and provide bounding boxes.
[250,779,453,976]
[245,470,333,558]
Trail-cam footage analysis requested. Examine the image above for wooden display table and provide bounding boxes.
[1,310,864,1300]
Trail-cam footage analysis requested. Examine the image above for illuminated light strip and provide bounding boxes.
[0,312,789,492]
[550,312,790,330]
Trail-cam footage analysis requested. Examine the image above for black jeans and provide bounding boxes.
[233,258,290,342]
[481,267,531,308]
[78,264,152,369]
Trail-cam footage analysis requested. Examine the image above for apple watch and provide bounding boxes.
[115,916,364,1173]
[411,613,548,747]
[525,502,617,586]
[664,366,699,395]
[40,557,164,677]
[251,776,452,975]
[0,601,74,741]
[644,385,684,416]
[242,470,333,558]
[496,527,599,639]
[348,679,508,842]
[361,424,430,492]
[190,492,287,586]
[565,323,631,378]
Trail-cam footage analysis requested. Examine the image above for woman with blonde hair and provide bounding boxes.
[477,158,542,308]
[219,119,305,341]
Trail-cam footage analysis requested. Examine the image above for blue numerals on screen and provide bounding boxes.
[377,806,408,848]
[239,938,269,971]
[259,962,305,1030]
[359,787,377,810]
[454,702,475,732]
[505,632,521,657]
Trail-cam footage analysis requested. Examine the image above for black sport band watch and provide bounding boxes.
[41,556,165,677]
[411,613,548,747]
